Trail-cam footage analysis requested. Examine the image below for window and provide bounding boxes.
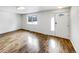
[51,16,55,31]
[27,15,38,24]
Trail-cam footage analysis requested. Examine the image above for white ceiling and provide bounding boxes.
[16,6,61,14]
[0,6,69,14]
[16,6,69,14]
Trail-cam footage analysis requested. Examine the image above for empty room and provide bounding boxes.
[0,6,79,53]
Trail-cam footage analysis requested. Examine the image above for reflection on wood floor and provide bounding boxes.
[0,29,76,53]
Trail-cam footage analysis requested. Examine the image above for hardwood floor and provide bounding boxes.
[0,29,76,53]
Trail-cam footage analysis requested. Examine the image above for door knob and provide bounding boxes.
[55,22,57,24]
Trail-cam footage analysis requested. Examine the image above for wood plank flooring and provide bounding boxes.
[0,29,76,53]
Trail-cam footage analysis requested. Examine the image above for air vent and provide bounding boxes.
[59,13,64,16]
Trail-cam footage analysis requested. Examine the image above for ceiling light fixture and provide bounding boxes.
[17,7,25,10]
[58,6,64,9]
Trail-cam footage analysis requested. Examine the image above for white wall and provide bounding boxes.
[22,11,54,35]
[0,9,21,34]
[22,8,70,39]
[70,7,79,52]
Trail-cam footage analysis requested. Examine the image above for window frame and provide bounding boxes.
[27,15,38,25]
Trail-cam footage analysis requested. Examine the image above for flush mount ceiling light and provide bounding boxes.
[58,6,64,9]
[17,7,25,10]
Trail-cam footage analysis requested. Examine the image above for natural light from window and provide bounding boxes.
[27,15,38,25]
[51,17,55,31]
[48,39,57,53]
[26,35,40,52]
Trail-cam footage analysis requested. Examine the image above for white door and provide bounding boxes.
[55,12,70,39]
